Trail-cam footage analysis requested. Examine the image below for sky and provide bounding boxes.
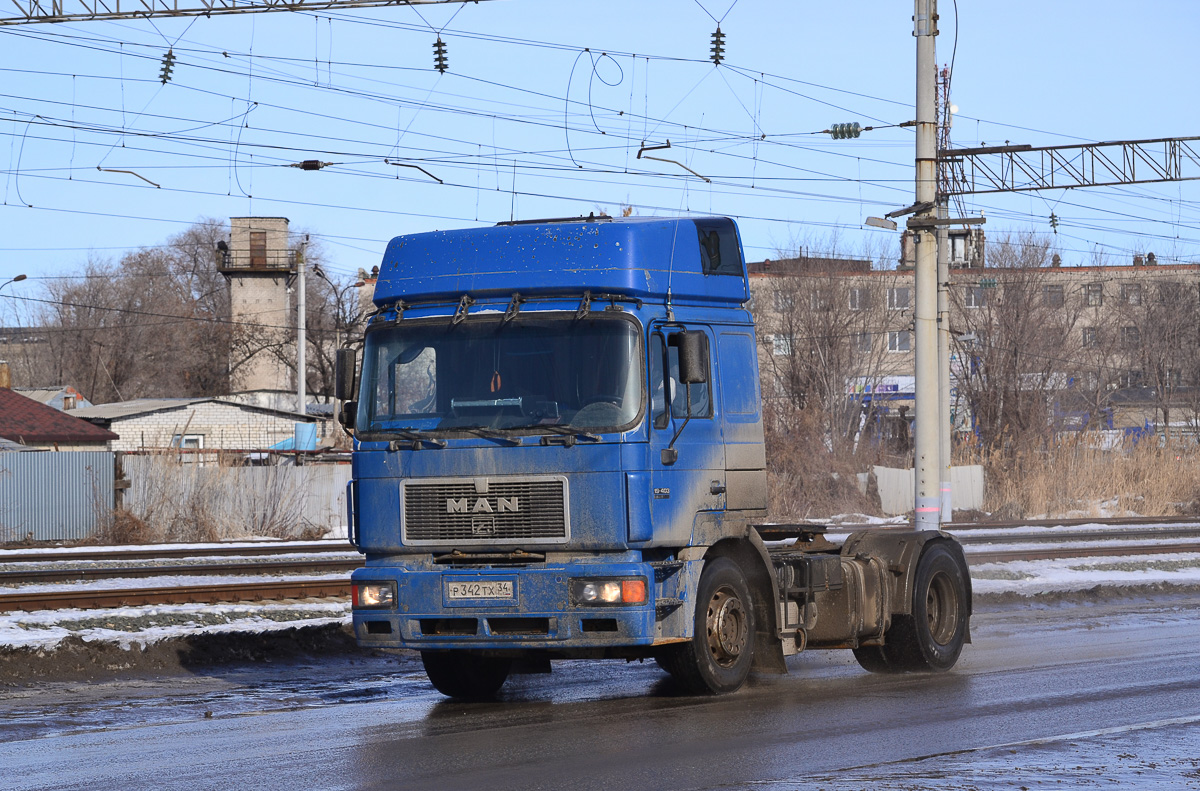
[2,0,1199,310]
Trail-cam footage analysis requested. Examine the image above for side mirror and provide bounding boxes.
[335,348,357,401]
[339,401,357,430]
[677,331,708,385]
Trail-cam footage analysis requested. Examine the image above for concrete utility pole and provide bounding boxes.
[297,239,308,416]
[912,0,941,529]
[936,199,952,522]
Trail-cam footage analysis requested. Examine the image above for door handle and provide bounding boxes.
[710,481,726,495]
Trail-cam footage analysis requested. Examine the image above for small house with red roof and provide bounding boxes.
[0,387,118,451]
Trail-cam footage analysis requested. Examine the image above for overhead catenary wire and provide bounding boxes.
[0,7,1193,282]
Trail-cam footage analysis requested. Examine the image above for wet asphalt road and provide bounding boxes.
[4,595,1200,790]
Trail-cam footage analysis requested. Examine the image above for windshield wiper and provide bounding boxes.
[454,426,523,446]
[378,429,447,449]
[528,424,601,444]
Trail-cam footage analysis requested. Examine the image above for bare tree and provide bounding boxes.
[36,220,234,401]
[305,258,363,401]
[1112,274,1200,440]
[951,234,1081,451]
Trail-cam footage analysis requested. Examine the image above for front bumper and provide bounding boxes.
[351,562,662,650]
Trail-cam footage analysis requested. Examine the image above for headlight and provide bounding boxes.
[570,577,648,606]
[353,582,396,609]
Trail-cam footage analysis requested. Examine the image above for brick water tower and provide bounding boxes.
[217,217,296,397]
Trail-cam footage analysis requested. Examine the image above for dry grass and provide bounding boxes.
[764,406,879,521]
[980,437,1200,520]
[97,452,313,543]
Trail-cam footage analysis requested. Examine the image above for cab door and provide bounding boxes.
[646,324,725,546]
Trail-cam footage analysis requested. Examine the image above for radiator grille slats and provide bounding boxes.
[402,478,569,544]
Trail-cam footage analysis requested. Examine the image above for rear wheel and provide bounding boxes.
[420,651,512,699]
[856,542,968,673]
[657,556,756,694]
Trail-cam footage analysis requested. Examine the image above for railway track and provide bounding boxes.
[0,558,362,585]
[3,523,1199,613]
[0,578,350,613]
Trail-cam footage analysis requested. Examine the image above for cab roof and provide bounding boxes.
[372,216,749,308]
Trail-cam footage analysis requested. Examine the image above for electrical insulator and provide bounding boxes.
[159,48,176,85]
[1049,212,1059,233]
[710,27,725,65]
[830,122,862,139]
[433,37,449,74]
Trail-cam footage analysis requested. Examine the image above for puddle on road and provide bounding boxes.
[0,654,432,742]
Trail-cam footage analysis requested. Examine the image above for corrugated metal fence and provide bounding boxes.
[0,452,351,542]
[0,452,114,541]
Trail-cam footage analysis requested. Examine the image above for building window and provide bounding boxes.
[1043,284,1064,308]
[171,434,204,463]
[1165,368,1183,388]
[1119,370,1145,389]
[1121,326,1141,348]
[1158,281,1186,304]
[853,332,872,353]
[1082,327,1098,347]
[1121,283,1143,305]
[1084,283,1103,307]
[771,335,793,356]
[964,285,987,309]
[887,287,911,311]
[887,331,911,353]
[809,290,831,311]
[848,287,870,311]
[950,234,967,263]
[772,291,795,313]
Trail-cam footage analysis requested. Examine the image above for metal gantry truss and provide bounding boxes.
[939,136,1200,196]
[2,0,486,26]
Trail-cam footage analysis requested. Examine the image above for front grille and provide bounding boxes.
[402,476,569,545]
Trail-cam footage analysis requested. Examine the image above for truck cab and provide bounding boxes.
[341,215,969,697]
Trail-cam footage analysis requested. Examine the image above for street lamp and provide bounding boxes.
[0,274,27,293]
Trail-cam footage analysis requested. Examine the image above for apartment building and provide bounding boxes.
[749,245,1200,444]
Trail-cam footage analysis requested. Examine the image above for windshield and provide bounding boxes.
[358,313,643,437]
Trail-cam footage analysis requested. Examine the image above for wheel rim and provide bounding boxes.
[706,586,748,667]
[925,570,960,646]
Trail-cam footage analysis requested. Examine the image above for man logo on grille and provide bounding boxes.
[447,497,519,514]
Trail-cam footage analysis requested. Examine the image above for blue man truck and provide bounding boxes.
[336,215,970,697]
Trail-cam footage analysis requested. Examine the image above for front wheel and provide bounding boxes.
[657,556,756,694]
[420,651,512,699]
[857,542,969,673]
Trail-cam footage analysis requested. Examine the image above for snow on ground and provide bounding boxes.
[0,601,351,651]
[970,553,1200,596]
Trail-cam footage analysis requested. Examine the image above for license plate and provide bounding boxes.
[446,580,514,600]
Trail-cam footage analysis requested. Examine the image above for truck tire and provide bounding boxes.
[657,556,756,695]
[420,651,512,699]
[856,542,968,673]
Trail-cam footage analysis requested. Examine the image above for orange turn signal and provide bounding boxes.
[621,579,647,604]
